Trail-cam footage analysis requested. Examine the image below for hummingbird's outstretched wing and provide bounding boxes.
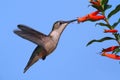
[14,24,48,47]
[24,45,47,73]
[14,25,48,73]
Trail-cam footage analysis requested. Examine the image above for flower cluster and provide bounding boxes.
[101,46,120,60]
[77,0,120,61]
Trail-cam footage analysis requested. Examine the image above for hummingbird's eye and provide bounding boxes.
[59,22,63,25]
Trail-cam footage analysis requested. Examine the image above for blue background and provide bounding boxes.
[0,0,120,80]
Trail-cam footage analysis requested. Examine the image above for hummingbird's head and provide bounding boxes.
[49,19,77,39]
[52,19,77,30]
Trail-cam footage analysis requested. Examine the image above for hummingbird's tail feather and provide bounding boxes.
[14,24,47,47]
[24,46,47,73]
[24,58,39,73]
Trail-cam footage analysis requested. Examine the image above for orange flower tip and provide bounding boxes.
[77,17,81,23]
[101,52,106,56]
[77,16,88,23]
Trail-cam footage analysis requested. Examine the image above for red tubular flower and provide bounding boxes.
[104,29,118,33]
[77,11,105,23]
[88,15,105,21]
[102,52,120,60]
[102,46,119,52]
[88,11,105,21]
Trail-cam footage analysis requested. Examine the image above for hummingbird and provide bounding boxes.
[14,19,77,73]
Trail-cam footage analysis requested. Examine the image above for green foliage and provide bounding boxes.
[87,0,120,56]
[86,37,115,46]
[101,0,109,10]
[112,18,120,28]
[91,0,111,11]
[91,5,103,11]
[107,4,120,19]
[114,33,120,42]
[96,22,110,28]
[101,0,108,6]
[112,47,120,54]
[104,5,112,11]
[96,18,120,29]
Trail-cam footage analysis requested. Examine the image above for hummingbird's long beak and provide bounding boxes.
[60,19,77,24]
[66,19,78,23]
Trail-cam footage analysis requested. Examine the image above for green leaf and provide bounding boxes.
[114,33,120,40]
[96,22,110,28]
[112,47,120,54]
[112,18,120,28]
[104,5,112,11]
[114,33,120,41]
[118,35,120,42]
[91,5,103,11]
[101,0,108,5]
[86,37,115,46]
[108,4,120,19]
[101,0,109,10]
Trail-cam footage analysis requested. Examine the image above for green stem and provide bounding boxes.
[102,11,112,29]
[102,11,120,46]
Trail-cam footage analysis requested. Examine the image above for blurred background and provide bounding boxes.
[0,0,120,80]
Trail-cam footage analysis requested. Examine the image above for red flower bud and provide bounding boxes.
[104,29,118,33]
[90,0,101,6]
[102,46,119,52]
[102,52,120,60]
